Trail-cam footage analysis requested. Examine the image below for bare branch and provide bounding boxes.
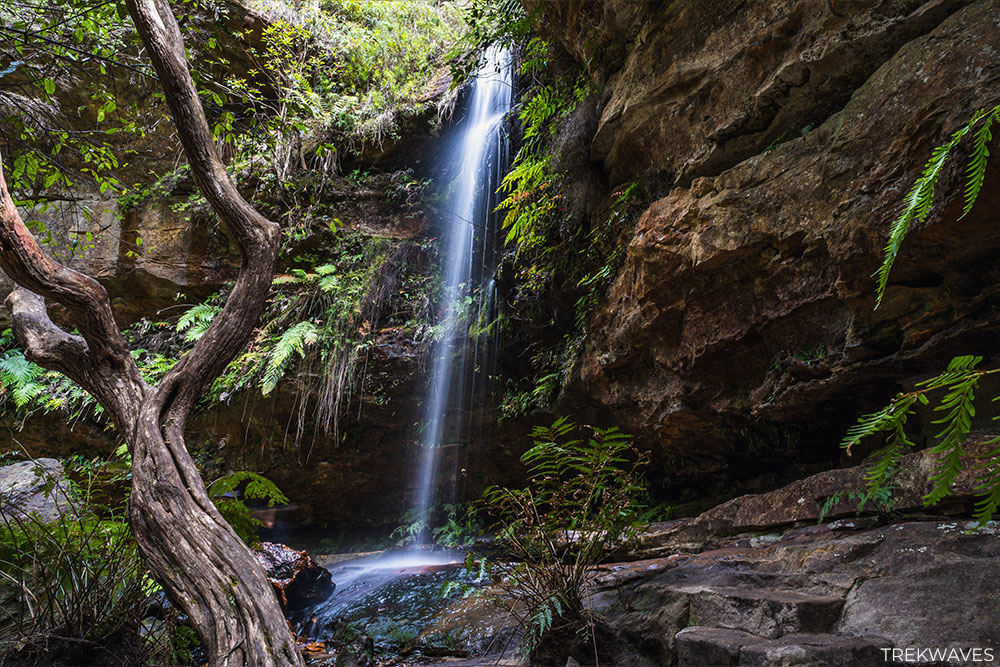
[0,158,137,376]
[4,287,90,377]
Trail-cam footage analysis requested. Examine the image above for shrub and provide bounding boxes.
[478,418,649,659]
[0,466,152,662]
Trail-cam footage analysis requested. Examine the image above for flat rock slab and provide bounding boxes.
[599,520,1000,665]
[677,627,888,666]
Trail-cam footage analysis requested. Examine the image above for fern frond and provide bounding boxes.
[961,107,999,218]
[873,107,1000,307]
[176,302,221,342]
[840,393,918,455]
[971,438,1000,525]
[0,351,45,408]
[875,123,971,306]
[924,365,980,506]
[260,320,319,395]
[209,470,288,507]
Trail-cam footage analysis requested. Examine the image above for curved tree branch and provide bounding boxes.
[0,160,135,375]
[4,287,90,375]
[125,0,282,427]
[0,160,146,428]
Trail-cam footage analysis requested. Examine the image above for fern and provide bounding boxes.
[841,355,1000,524]
[0,349,45,409]
[921,355,981,505]
[875,105,1000,307]
[260,320,319,395]
[207,471,288,545]
[496,76,590,249]
[962,110,995,218]
[176,302,221,342]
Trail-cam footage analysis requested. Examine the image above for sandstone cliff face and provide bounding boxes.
[528,1,1000,490]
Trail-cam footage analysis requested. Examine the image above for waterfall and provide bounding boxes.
[411,47,512,537]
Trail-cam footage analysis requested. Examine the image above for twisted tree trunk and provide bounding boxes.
[0,0,304,664]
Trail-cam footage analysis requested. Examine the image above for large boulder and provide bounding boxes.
[254,542,335,611]
[572,1,1000,487]
[0,458,72,524]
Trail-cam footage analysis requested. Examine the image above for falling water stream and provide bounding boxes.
[413,46,513,536]
[300,49,513,654]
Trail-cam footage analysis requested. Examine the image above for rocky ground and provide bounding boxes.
[270,440,1000,666]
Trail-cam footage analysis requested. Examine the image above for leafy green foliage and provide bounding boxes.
[261,320,320,395]
[875,104,1000,307]
[477,418,649,656]
[840,355,1000,524]
[446,0,533,86]
[432,503,481,547]
[0,343,45,409]
[0,458,199,664]
[0,0,141,217]
[230,0,463,168]
[207,471,289,546]
[176,301,221,343]
[389,503,481,547]
[817,486,895,524]
[497,72,590,249]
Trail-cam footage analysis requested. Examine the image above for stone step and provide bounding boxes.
[676,626,888,666]
[684,585,845,639]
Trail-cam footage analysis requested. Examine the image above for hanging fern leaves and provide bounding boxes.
[260,320,319,395]
[921,355,982,506]
[496,76,590,250]
[875,123,972,306]
[962,109,996,218]
[176,302,221,342]
[840,392,920,456]
[875,105,1000,307]
[841,355,1000,524]
[207,471,289,545]
[972,437,1000,525]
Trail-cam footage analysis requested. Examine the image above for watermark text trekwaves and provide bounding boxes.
[883,647,995,663]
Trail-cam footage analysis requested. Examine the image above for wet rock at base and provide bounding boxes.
[0,458,73,524]
[254,541,335,611]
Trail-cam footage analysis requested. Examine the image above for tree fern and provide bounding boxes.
[260,320,319,395]
[875,105,1000,307]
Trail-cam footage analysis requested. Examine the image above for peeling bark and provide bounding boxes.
[0,0,303,665]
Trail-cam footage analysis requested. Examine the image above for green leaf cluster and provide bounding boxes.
[207,471,289,546]
[478,418,649,656]
[0,342,45,410]
[841,355,1000,524]
[875,104,1000,306]
[446,0,534,86]
[176,302,221,343]
[497,70,590,249]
